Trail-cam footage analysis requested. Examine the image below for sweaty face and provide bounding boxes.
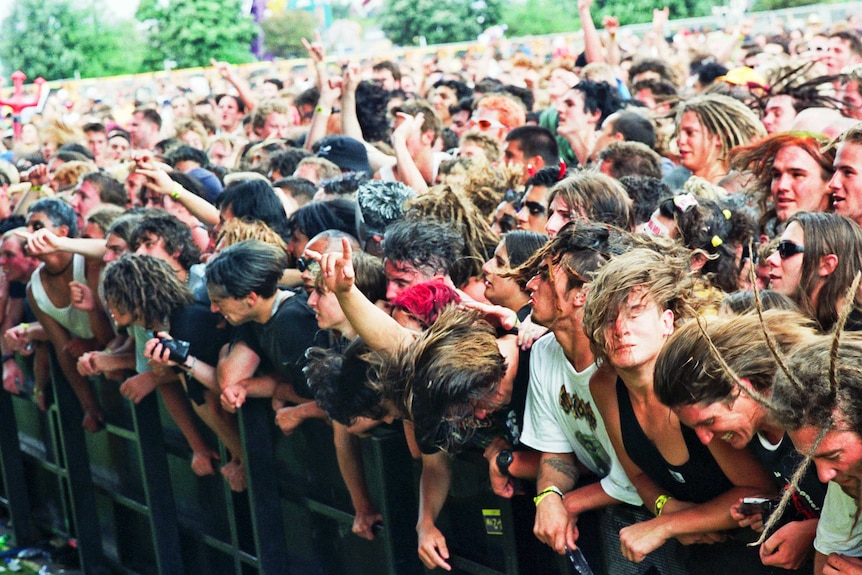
[603,289,673,371]
[770,145,830,221]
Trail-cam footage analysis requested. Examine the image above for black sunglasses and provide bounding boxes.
[776,240,805,259]
[296,257,317,272]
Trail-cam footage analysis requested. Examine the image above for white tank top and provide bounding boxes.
[29,253,94,339]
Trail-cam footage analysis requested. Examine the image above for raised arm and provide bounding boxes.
[306,238,413,351]
[135,163,219,227]
[578,0,605,64]
[302,34,340,151]
[211,58,257,112]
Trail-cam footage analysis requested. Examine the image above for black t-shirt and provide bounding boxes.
[169,301,233,405]
[232,290,319,398]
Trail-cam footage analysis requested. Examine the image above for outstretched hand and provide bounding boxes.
[304,237,355,294]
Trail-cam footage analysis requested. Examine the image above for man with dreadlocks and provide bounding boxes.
[770,334,862,575]
[654,311,825,572]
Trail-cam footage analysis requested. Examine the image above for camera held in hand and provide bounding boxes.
[158,337,190,364]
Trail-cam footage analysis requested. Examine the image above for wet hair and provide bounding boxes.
[548,170,633,230]
[505,221,621,291]
[206,239,288,299]
[770,333,862,435]
[374,306,505,452]
[654,310,818,408]
[128,211,201,271]
[29,198,78,238]
[503,230,548,270]
[307,339,390,425]
[404,186,498,287]
[103,253,193,328]
[583,247,696,362]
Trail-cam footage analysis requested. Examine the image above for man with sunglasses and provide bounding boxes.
[468,94,526,145]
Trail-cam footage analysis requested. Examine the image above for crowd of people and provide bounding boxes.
[5,2,862,574]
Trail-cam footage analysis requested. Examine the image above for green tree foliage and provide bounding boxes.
[503,0,581,36]
[750,0,818,11]
[136,0,258,70]
[594,0,711,26]
[261,10,316,59]
[0,0,145,81]
[379,0,503,46]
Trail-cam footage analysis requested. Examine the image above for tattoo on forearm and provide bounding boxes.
[540,457,579,483]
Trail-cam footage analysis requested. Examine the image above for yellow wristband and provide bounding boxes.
[20,323,29,333]
[170,183,183,200]
[533,486,564,507]
[654,494,672,516]
[316,105,330,115]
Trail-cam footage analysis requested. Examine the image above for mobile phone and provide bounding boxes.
[739,497,771,516]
